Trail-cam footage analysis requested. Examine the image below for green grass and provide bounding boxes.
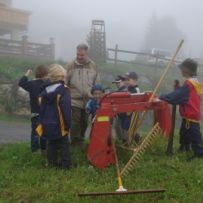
[0,58,55,82]
[0,136,203,203]
[0,59,203,202]
[0,113,29,123]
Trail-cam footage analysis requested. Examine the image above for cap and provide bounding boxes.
[125,72,139,80]
[91,84,104,94]
[112,75,127,83]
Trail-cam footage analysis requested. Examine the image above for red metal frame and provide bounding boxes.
[87,92,171,169]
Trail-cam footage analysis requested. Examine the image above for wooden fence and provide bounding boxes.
[107,44,181,67]
[0,36,55,61]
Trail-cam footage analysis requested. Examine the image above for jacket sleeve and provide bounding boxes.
[18,76,31,92]
[60,91,72,130]
[159,84,189,105]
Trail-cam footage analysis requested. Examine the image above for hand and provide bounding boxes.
[126,112,132,116]
[151,97,161,103]
[25,69,32,77]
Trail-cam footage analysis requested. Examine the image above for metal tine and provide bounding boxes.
[121,123,161,177]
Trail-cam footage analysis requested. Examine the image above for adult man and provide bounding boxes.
[66,44,100,144]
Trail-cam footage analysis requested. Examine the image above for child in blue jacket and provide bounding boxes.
[18,65,49,152]
[37,64,72,169]
[86,84,104,120]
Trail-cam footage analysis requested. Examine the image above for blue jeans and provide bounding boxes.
[180,119,203,155]
[31,116,46,152]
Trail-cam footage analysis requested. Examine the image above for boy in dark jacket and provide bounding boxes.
[112,75,129,142]
[125,72,140,93]
[18,65,49,152]
[157,59,203,160]
[125,71,141,143]
[37,64,72,169]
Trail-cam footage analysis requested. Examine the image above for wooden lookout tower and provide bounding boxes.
[87,20,106,63]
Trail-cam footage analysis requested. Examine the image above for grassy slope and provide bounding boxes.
[0,58,57,82]
[0,137,203,203]
[0,60,203,202]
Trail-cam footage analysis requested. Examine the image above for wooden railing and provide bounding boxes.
[107,44,182,67]
[0,36,55,61]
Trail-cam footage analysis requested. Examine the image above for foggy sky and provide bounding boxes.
[13,0,203,60]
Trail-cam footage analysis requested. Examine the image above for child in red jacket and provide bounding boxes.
[158,59,203,161]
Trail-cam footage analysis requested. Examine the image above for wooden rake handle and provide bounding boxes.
[149,39,184,101]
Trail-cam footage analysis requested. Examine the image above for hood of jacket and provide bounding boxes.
[40,81,64,103]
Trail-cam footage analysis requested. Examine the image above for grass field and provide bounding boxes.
[0,135,203,203]
[0,59,203,202]
[0,113,29,123]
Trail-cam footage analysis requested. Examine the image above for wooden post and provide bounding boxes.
[114,44,118,67]
[166,80,180,155]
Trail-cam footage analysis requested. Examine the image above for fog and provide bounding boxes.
[13,0,203,60]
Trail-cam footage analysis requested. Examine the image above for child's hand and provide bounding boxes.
[126,112,132,116]
[25,69,32,77]
[151,97,161,103]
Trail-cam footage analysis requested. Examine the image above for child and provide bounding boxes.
[37,64,72,169]
[18,65,49,153]
[86,84,104,120]
[125,72,140,93]
[112,75,128,92]
[125,71,141,143]
[158,58,203,160]
[112,75,129,142]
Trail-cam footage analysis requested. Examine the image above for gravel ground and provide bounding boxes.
[0,121,30,144]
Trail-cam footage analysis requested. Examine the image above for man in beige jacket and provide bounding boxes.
[66,44,100,144]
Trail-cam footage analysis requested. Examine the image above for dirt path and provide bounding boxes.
[0,121,30,144]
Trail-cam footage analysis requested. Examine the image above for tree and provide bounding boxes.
[143,14,184,51]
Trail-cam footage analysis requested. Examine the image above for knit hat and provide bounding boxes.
[178,58,197,76]
[112,75,127,83]
[125,71,139,80]
[91,84,104,94]
[48,64,66,82]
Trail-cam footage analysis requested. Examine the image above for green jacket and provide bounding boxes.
[66,59,100,109]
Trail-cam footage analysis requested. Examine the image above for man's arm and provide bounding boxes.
[160,84,189,105]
